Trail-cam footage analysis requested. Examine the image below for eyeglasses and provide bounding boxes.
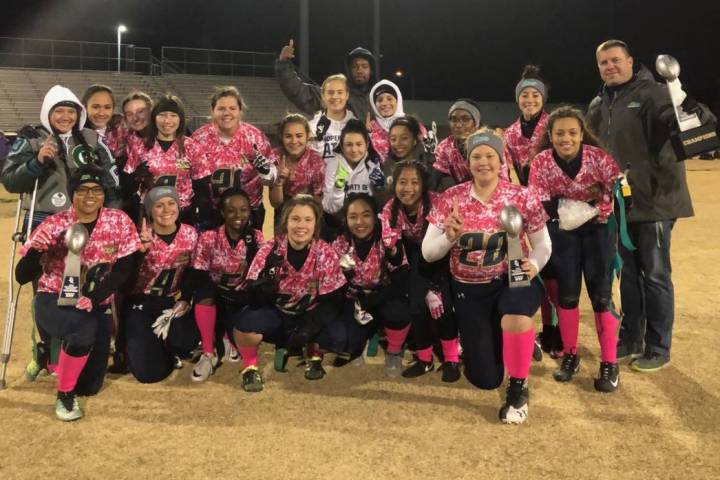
[75,186,105,197]
[449,115,474,125]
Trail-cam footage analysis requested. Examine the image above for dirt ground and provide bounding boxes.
[0,160,718,480]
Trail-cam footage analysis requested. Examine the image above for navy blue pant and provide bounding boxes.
[548,221,616,312]
[405,240,457,350]
[233,305,341,352]
[451,278,543,390]
[35,292,112,395]
[619,220,675,358]
[124,296,200,383]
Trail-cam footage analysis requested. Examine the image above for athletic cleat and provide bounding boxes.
[499,377,529,424]
[401,359,434,378]
[594,362,620,392]
[223,338,241,363]
[553,353,580,382]
[384,352,403,378]
[191,353,218,382]
[616,342,643,360]
[630,352,669,372]
[304,356,326,380]
[532,336,543,362]
[25,342,50,381]
[241,366,263,392]
[55,391,82,422]
[173,355,183,370]
[440,361,461,383]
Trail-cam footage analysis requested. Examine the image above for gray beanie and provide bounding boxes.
[465,131,505,163]
[144,186,180,218]
[448,99,481,128]
[515,78,547,102]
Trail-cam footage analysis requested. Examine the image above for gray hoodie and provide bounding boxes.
[1,85,120,215]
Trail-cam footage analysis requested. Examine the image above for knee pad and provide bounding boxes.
[558,294,580,310]
[63,343,92,357]
[591,294,611,313]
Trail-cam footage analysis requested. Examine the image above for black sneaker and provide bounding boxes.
[241,366,263,392]
[107,351,129,374]
[532,336,543,362]
[440,361,461,383]
[304,356,326,380]
[594,362,619,392]
[402,359,434,378]
[616,342,643,360]
[499,377,529,424]
[553,353,580,382]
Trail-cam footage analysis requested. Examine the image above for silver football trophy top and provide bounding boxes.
[500,205,523,238]
[64,223,89,254]
[655,54,680,82]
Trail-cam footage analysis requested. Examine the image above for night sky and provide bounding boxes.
[3,0,719,109]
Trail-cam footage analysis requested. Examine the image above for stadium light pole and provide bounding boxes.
[117,24,127,73]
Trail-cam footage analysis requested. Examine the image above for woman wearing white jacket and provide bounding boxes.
[322,119,384,239]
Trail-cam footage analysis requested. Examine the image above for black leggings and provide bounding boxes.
[452,278,543,390]
[124,295,200,383]
[548,221,615,312]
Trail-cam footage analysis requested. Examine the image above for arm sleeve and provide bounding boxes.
[1,138,44,193]
[274,59,323,116]
[15,248,43,285]
[84,254,137,308]
[527,225,552,273]
[421,223,454,263]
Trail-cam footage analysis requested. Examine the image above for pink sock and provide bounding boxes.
[194,304,217,355]
[416,346,433,363]
[47,363,58,374]
[440,338,459,363]
[385,325,410,354]
[57,350,89,393]
[595,311,619,363]
[238,346,258,369]
[502,329,535,379]
[557,306,579,355]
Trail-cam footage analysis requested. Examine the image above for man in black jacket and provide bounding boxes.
[275,39,377,121]
[587,39,715,372]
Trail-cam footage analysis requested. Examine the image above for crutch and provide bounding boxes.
[0,178,39,389]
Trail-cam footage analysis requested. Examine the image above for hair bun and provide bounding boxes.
[521,64,543,80]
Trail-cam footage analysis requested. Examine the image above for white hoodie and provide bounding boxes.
[309,109,356,163]
[369,79,404,131]
[322,152,382,214]
[40,85,89,154]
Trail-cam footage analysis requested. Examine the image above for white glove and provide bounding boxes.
[339,246,357,271]
[558,198,599,231]
[354,299,374,325]
[425,289,444,320]
[152,308,176,340]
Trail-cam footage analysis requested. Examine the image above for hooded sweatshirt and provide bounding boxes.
[1,85,120,215]
[369,79,405,162]
[275,47,377,121]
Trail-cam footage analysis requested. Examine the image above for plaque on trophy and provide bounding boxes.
[656,54,719,160]
[57,224,89,306]
[500,205,530,288]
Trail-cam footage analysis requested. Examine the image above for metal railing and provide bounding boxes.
[0,37,157,75]
[161,46,275,77]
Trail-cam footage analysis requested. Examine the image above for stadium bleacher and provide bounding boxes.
[0,68,296,133]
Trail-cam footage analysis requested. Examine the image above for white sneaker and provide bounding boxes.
[223,338,241,363]
[191,353,218,382]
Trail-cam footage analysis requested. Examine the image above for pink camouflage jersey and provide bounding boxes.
[191,225,264,291]
[503,112,548,185]
[528,145,621,223]
[427,180,547,284]
[332,235,406,297]
[124,136,204,208]
[131,223,198,297]
[245,236,346,315]
[192,123,277,208]
[370,119,427,163]
[380,192,438,245]
[434,136,509,184]
[101,123,130,160]
[274,147,325,198]
[20,208,141,303]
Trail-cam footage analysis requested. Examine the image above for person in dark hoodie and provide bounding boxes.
[587,39,716,372]
[275,39,377,121]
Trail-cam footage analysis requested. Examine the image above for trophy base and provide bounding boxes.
[671,122,720,161]
[508,260,531,289]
